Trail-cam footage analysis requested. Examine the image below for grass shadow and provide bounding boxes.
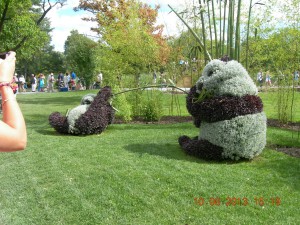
[36,128,60,136]
[123,142,244,165]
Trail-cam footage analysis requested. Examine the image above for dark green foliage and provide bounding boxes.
[64,30,97,88]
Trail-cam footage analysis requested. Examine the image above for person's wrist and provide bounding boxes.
[0,81,12,87]
[0,82,13,92]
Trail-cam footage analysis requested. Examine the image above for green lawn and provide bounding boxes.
[0,90,299,225]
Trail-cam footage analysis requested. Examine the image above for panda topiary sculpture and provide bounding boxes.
[179,59,266,161]
[49,86,115,135]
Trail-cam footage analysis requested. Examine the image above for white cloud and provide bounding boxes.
[47,0,188,52]
[47,0,97,52]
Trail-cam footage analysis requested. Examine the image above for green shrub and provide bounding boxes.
[141,91,163,122]
[128,90,143,117]
[112,86,133,123]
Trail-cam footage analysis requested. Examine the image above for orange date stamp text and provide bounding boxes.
[194,196,281,206]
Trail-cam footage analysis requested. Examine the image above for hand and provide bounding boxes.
[0,51,16,83]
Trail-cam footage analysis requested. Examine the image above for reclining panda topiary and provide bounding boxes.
[49,86,115,135]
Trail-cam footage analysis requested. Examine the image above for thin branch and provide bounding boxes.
[113,84,189,96]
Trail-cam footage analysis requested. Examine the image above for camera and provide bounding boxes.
[0,52,8,59]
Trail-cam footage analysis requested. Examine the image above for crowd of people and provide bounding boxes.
[10,71,82,93]
[9,70,106,93]
[256,70,272,87]
[256,70,299,87]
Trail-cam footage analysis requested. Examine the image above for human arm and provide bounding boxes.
[0,52,27,151]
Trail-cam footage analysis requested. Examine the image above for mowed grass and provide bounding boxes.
[259,90,300,121]
[0,90,299,225]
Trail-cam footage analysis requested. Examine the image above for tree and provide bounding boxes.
[244,28,300,76]
[0,0,66,52]
[17,45,65,78]
[75,0,170,86]
[64,30,98,88]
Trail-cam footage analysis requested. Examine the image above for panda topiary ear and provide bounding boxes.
[220,55,231,62]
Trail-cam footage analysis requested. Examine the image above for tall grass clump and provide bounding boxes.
[276,74,296,124]
[112,86,133,123]
[142,90,163,122]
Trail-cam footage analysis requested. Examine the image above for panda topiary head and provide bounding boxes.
[80,93,96,105]
[196,59,257,98]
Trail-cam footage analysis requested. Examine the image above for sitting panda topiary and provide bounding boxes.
[49,86,115,135]
[179,59,266,161]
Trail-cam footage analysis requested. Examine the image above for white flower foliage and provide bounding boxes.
[67,94,96,134]
[199,113,267,160]
[67,105,90,134]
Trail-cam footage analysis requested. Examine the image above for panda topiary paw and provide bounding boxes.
[178,135,191,147]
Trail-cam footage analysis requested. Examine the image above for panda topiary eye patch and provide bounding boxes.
[208,70,214,77]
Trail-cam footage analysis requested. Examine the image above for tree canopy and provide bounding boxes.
[0,0,66,77]
[75,0,170,85]
[64,30,98,88]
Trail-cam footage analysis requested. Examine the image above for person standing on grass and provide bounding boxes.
[294,71,299,85]
[265,71,272,86]
[19,75,26,92]
[64,72,69,89]
[38,73,45,92]
[71,71,76,80]
[0,51,27,151]
[47,73,55,93]
[257,70,263,87]
[31,74,37,92]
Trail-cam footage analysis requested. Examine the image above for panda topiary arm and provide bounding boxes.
[49,112,70,134]
[186,85,203,128]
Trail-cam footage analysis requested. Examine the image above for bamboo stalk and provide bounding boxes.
[168,4,212,61]
[229,0,235,59]
[211,0,218,57]
[222,0,227,56]
[235,0,242,61]
[198,0,210,62]
[219,0,222,57]
[227,0,231,55]
[245,0,253,69]
[207,2,213,58]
